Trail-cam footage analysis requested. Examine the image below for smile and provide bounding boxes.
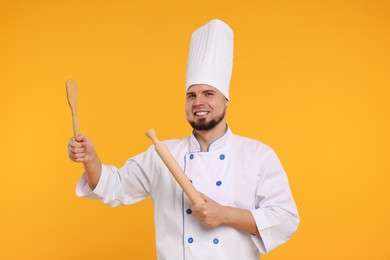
[195,111,209,116]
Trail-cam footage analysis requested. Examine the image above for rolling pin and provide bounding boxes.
[145,128,204,205]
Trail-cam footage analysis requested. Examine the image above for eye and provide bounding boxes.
[187,94,196,99]
[205,92,214,97]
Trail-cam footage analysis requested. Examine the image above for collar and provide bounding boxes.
[189,126,232,152]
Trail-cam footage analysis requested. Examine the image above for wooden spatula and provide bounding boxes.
[66,79,79,137]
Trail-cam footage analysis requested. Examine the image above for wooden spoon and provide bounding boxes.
[66,79,79,137]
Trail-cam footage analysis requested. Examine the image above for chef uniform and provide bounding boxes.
[76,19,299,260]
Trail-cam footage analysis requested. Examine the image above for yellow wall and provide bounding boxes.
[1,1,389,259]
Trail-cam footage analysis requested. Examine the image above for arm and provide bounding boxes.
[73,143,154,207]
[223,206,259,236]
[191,148,299,253]
[68,134,102,190]
[250,149,300,253]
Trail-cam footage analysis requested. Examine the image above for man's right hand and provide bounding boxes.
[68,134,102,190]
[68,134,96,163]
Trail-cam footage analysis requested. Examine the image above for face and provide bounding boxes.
[186,84,229,131]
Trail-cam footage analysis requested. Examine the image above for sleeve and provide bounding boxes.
[250,149,300,254]
[75,146,156,207]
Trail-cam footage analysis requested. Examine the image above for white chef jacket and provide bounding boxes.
[76,128,299,260]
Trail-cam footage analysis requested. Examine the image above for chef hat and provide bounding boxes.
[185,19,234,100]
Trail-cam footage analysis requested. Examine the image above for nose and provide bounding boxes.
[193,95,205,106]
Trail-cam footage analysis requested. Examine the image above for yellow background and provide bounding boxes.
[1,0,389,259]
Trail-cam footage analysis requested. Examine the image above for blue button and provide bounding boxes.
[190,179,193,183]
[190,154,194,160]
[216,181,222,186]
[219,154,225,160]
[188,237,194,243]
[213,238,219,244]
[186,209,192,214]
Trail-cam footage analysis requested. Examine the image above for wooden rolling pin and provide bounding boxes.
[145,128,204,205]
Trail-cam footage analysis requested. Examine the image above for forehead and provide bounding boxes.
[187,84,221,94]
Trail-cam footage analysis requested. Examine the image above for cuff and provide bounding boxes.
[75,164,108,200]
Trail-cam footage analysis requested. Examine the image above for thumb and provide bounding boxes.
[199,193,210,202]
[75,133,86,142]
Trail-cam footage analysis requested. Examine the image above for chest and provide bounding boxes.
[183,149,261,209]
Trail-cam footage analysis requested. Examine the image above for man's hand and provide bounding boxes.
[191,194,227,227]
[191,193,260,236]
[68,134,96,163]
[68,134,102,190]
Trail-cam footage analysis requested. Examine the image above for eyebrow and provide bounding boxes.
[186,89,216,96]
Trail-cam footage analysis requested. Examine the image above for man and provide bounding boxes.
[68,19,299,259]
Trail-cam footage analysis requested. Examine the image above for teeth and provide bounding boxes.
[196,111,208,116]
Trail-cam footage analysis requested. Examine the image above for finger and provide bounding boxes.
[69,139,83,149]
[68,145,85,154]
[74,156,86,162]
[200,193,210,201]
[191,201,206,212]
[68,143,84,155]
[69,151,86,159]
[69,152,86,162]
[70,156,85,163]
[75,133,86,142]
[68,137,78,148]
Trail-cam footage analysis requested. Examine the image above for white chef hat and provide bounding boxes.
[185,19,234,100]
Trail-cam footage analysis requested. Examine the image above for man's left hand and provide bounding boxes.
[191,193,227,228]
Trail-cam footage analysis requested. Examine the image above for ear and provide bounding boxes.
[225,98,230,107]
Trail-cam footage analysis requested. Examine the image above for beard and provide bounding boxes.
[187,108,226,131]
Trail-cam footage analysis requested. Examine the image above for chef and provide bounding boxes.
[69,19,299,259]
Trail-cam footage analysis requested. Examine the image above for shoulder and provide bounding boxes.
[163,136,190,147]
[231,133,272,153]
[163,136,191,153]
[130,136,190,166]
[229,133,277,164]
[230,133,284,169]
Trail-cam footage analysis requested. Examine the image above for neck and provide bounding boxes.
[193,122,228,152]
